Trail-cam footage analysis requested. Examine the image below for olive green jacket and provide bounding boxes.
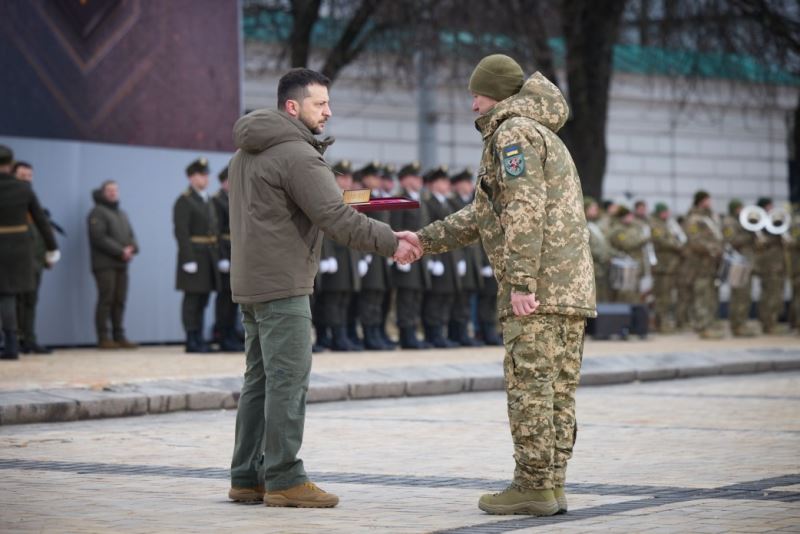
[88,189,138,271]
[418,72,596,319]
[228,109,397,304]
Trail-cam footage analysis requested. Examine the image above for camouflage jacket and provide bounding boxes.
[650,216,683,275]
[721,214,757,260]
[684,207,724,277]
[586,219,617,279]
[754,231,786,277]
[608,219,648,275]
[417,72,596,319]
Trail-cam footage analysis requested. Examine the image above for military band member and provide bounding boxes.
[448,167,482,346]
[356,161,395,350]
[390,162,432,349]
[790,206,800,331]
[421,165,460,348]
[608,206,648,304]
[650,203,684,333]
[584,197,617,303]
[685,190,724,339]
[722,199,759,337]
[88,180,139,349]
[212,167,244,352]
[754,197,787,334]
[174,158,220,353]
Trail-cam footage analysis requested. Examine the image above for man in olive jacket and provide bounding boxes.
[226,68,408,508]
[88,180,138,349]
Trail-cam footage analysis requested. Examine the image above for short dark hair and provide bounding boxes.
[101,179,117,191]
[13,161,32,172]
[634,200,646,209]
[277,68,330,109]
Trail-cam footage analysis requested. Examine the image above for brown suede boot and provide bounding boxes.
[114,338,139,349]
[97,339,119,349]
[264,481,339,508]
[478,485,559,516]
[228,485,265,503]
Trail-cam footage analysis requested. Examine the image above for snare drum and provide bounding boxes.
[609,256,640,292]
[718,250,752,289]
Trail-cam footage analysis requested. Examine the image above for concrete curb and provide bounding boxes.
[1,348,799,426]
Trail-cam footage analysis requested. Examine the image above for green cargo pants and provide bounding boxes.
[501,313,585,490]
[230,295,312,491]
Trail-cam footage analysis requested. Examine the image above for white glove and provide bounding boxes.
[182,262,198,274]
[358,259,369,277]
[328,257,338,273]
[387,258,395,267]
[217,259,231,273]
[364,254,373,264]
[396,262,411,273]
[480,265,493,277]
[45,249,61,265]
[457,260,467,277]
[319,259,329,273]
[428,260,444,277]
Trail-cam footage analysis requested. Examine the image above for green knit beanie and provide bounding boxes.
[468,54,524,102]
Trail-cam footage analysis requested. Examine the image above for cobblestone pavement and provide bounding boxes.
[0,372,798,533]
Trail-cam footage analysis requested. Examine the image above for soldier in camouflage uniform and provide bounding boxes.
[721,200,759,337]
[584,197,617,302]
[448,167,483,346]
[409,56,596,516]
[608,206,648,304]
[650,203,684,333]
[754,197,787,334]
[674,215,694,330]
[684,191,724,339]
[790,206,800,331]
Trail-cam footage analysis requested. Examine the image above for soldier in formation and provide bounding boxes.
[721,199,759,337]
[649,203,684,333]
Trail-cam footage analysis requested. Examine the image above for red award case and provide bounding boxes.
[343,189,419,213]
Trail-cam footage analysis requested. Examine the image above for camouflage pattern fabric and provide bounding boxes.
[650,216,683,330]
[675,255,694,329]
[685,207,724,332]
[754,232,786,332]
[607,219,648,304]
[722,214,757,331]
[586,220,617,302]
[790,212,800,329]
[502,313,585,489]
[417,72,595,491]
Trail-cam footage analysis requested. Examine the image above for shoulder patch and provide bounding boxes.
[688,224,698,234]
[501,144,525,177]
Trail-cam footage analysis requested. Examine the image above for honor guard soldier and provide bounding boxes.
[789,206,800,331]
[476,247,502,345]
[650,203,684,333]
[213,167,244,352]
[355,161,395,350]
[421,165,460,348]
[173,157,220,353]
[448,167,482,346]
[318,163,362,351]
[754,197,787,334]
[390,162,432,349]
[722,199,759,337]
[685,190,725,339]
[0,145,60,360]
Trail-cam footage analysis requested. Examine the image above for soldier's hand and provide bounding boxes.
[182,262,198,274]
[393,231,423,264]
[511,291,539,316]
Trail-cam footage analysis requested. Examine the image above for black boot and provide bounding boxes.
[379,324,398,348]
[1,330,19,360]
[425,325,459,349]
[399,327,429,349]
[366,325,395,351]
[481,322,503,346]
[186,330,213,353]
[219,328,244,352]
[454,321,483,347]
[315,325,332,349]
[332,327,363,352]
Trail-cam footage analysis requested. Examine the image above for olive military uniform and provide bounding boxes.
[650,213,684,332]
[448,179,483,346]
[174,160,220,351]
[319,235,362,351]
[721,208,758,335]
[754,231,786,334]
[685,205,724,336]
[607,216,648,304]
[212,180,243,351]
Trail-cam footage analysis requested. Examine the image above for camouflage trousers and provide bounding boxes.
[500,313,585,490]
[691,276,718,332]
[792,277,800,329]
[728,277,753,331]
[652,273,676,330]
[758,275,784,332]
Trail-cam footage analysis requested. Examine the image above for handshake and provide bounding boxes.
[392,231,424,265]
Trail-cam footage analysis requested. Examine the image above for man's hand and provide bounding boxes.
[511,291,540,316]
[122,245,135,262]
[393,231,423,265]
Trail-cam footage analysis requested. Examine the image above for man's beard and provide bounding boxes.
[299,112,324,135]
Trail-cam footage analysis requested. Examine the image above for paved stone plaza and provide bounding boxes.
[1,371,798,533]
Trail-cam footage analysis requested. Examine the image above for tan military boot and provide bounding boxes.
[114,338,139,349]
[228,485,265,503]
[264,481,339,508]
[97,339,119,349]
[699,328,724,340]
[554,486,568,514]
[732,324,759,337]
[478,485,559,516]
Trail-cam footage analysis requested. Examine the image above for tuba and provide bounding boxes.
[740,205,791,238]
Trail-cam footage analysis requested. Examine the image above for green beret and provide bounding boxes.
[0,145,14,166]
[468,54,524,102]
[186,157,210,176]
[397,161,421,179]
[654,202,669,214]
[423,165,449,183]
[450,167,473,184]
[332,160,352,175]
[728,199,743,215]
[583,196,597,209]
[615,205,631,218]
[693,190,710,206]
[756,197,772,208]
